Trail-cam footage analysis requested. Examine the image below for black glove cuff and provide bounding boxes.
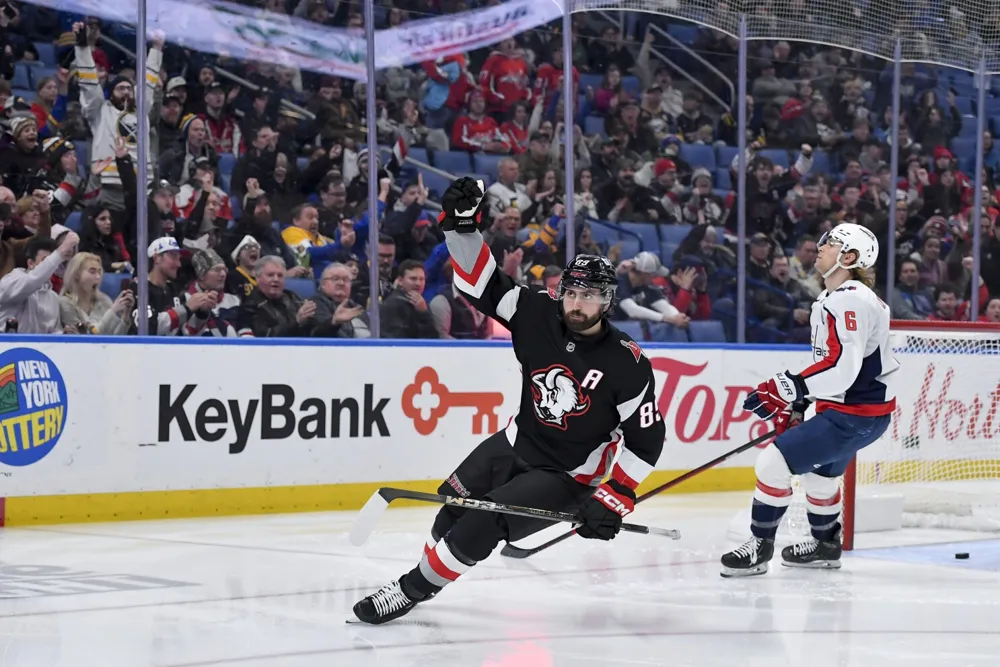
[606,478,636,502]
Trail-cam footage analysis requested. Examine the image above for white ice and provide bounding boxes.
[1,491,998,667]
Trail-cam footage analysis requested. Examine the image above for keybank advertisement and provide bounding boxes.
[0,338,987,498]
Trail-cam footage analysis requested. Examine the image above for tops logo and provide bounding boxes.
[402,367,504,436]
[0,348,68,467]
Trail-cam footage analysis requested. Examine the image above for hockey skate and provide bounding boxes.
[781,526,843,569]
[720,537,774,578]
[352,578,420,624]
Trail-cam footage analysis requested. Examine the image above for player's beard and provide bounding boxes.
[563,307,602,333]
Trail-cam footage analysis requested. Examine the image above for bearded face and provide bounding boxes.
[111,81,134,111]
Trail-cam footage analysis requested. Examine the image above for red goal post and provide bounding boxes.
[840,319,1000,551]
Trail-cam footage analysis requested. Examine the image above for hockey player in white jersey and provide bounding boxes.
[721,223,899,577]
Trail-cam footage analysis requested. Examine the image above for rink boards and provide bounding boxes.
[0,336,995,526]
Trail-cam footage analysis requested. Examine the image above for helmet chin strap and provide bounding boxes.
[822,248,861,280]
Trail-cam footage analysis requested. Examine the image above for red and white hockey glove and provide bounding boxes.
[743,371,805,421]
[577,479,635,541]
[774,400,809,436]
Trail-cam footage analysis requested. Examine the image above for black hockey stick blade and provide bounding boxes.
[349,487,679,546]
[500,429,777,559]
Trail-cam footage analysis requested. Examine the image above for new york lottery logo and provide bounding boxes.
[0,348,68,467]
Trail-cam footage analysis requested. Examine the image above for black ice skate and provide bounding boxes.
[781,529,843,569]
[352,578,419,624]
[720,537,774,578]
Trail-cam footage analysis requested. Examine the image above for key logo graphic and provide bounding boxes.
[402,367,504,436]
[529,365,590,430]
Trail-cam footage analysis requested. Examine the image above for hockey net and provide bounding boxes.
[783,321,1000,549]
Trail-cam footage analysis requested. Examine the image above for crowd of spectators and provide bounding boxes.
[0,2,998,342]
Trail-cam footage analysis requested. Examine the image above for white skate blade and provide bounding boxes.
[720,562,769,578]
[348,491,390,546]
[781,559,842,569]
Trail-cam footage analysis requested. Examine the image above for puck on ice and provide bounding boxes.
[955,552,969,559]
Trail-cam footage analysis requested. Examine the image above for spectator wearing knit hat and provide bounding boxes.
[73,21,163,210]
[184,248,244,337]
[227,235,261,302]
[0,115,44,197]
[159,114,219,186]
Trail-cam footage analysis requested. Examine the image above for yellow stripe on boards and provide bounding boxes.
[3,467,760,526]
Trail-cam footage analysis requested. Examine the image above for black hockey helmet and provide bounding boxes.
[558,254,617,312]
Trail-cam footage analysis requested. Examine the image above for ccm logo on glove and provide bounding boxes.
[594,485,634,517]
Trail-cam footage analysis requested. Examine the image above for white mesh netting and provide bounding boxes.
[731,324,1000,544]
[574,0,1000,72]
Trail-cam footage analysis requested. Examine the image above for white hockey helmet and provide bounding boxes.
[818,223,879,278]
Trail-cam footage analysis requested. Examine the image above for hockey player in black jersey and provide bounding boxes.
[353,178,666,624]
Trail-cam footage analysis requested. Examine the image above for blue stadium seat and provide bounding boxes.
[64,210,83,232]
[407,146,429,166]
[619,222,658,249]
[612,320,646,341]
[953,96,974,116]
[296,157,309,171]
[473,153,503,179]
[957,118,979,139]
[688,320,726,343]
[11,64,30,90]
[33,42,56,66]
[420,170,452,200]
[285,278,316,300]
[29,67,56,88]
[714,167,732,189]
[584,114,605,137]
[810,150,832,175]
[648,322,690,343]
[659,224,691,246]
[432,150,473,175]
[951,137,977,173]
[579,73,604,92]
[218,152,237,178]
[716,145,739,168]
[12,89,33,103]
[586,222,619,247]
[759,148,789,169]
[617,237,641,260]
[621,76,640,97]
[100,272,131,300]
[660,242,678,268]
[985,98,1000,117]
[667,24,699,44]
[679,144,715,170]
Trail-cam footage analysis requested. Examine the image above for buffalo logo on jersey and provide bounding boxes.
[620,339,645,362]
[529,365,590,430]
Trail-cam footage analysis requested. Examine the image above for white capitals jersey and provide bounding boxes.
[797,280,899,415]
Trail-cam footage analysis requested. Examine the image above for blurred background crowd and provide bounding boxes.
[1,0,999,343]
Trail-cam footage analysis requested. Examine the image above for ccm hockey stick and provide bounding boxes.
[348,487,681,547]
[500,429,778,559]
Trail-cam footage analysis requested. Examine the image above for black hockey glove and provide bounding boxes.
[577,479,636,541]
[439,177,487,234]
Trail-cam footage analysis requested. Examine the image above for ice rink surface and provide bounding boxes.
[1,491,998,667]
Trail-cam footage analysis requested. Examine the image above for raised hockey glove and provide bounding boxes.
[577,479,636,541]
[743,371,805,421]
[439,177,487,234]
[774,399,810,435]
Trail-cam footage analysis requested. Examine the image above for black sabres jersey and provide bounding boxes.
[444,230,665,491]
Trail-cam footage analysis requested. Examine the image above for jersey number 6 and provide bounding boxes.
[844,311,857,331]
[639,402,661,428]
